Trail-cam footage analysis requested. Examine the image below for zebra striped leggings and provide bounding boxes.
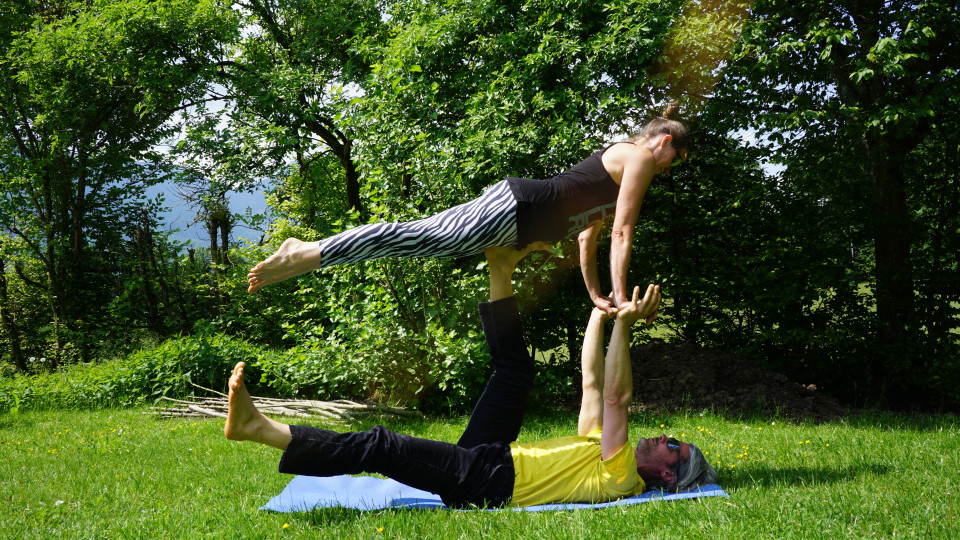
[317,180,519,268]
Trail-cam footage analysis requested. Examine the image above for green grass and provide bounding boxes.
[1,407,958,539]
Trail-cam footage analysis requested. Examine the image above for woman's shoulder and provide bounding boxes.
[602,141,653,161]
[600,142,654,181]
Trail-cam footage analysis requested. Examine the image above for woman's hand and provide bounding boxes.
[591,293,618,315]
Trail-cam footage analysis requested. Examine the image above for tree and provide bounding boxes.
[0,0,239,365]
[710,0,960,402]
[205,0,385,218]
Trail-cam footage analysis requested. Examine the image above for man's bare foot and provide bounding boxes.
[484,242,552,269]
[247,238,323,293]
[224,362,264,442]
[485,242,552,301]
[224,362,293,450]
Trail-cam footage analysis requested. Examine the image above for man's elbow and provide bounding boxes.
[610,226,634,244]
[603,390,632,408]
[582,376,601,394]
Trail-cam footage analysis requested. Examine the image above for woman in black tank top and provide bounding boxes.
[246,103,689,314]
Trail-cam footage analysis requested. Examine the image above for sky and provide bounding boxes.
[145,182,269,247]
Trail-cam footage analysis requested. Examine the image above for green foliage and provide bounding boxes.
[3,0,958,412]
[0,0,241,365]
[358,0,685,191]
[123,334,272,399]
[0,334,278,413]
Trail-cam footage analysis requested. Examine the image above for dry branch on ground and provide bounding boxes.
[145,384,418,422]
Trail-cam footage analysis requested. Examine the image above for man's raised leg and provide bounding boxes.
[484,242,550,301]
[456,243,549,448]
[224,362,292,450]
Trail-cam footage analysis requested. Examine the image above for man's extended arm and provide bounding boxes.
[600,284,661,460]
[578,307,611,436]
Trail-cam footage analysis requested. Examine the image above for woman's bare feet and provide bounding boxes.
[224,362,291,450]
[247,238,323,293]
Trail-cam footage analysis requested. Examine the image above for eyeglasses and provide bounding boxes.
[667,438,687,486]
[671,148,689,169]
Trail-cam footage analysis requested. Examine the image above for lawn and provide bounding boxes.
[2,406,958,539]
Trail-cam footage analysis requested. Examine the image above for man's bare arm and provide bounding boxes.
[578,308,612,436]
[600,284,661,460]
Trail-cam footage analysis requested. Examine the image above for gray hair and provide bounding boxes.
[672,443,718,492]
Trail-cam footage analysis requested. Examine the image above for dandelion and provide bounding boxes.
[282,523,290,529]
[378,527,384,532]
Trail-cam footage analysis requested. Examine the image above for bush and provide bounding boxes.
[0,334,278,413]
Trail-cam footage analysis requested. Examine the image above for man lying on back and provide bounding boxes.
[224,244,716,507]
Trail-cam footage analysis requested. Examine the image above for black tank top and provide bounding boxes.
[506,146,620,248]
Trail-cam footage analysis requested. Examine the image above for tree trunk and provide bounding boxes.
[343,140,362,214]
[219,219,232,268]
[207,219,222,299]
[863,133,914,379]
[135,226,162,334]
[0,258,27,372]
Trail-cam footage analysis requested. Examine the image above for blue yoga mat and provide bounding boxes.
[261,475,729,513]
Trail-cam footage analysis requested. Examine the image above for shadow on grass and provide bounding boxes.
[720,462,892,491]
[0,413,34,431]
[839,410,959,432]
[282,505,437,528]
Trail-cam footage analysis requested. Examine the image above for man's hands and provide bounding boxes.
[616,284,661,326]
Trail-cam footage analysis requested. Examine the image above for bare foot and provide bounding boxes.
[224,362,292,450]
[224,362,262,441]
[485,242,552,301]
[484,242,552,269]
[247,238,323,293]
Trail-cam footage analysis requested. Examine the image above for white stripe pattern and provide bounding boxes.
[318,180,518,267]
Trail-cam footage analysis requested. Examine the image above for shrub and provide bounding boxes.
[0,334,278,413]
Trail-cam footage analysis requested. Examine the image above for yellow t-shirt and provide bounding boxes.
[509,427,645,507]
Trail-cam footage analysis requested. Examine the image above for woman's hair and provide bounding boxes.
[630,102,689,151]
